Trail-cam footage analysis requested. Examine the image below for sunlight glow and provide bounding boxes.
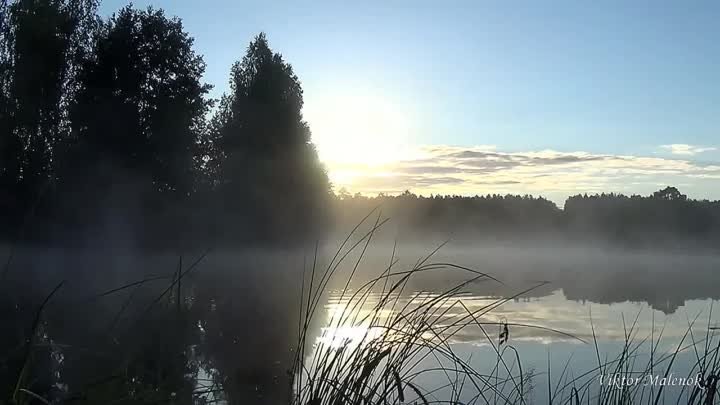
[304,90,416,177]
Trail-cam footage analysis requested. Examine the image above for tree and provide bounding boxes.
[652,186,687,202]
[210,33,330,242]
[70,6,210,194]
[0,0,97,236]
[0,1,20,209]
[63,6,211,238]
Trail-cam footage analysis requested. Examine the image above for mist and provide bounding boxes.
[2,0,720,403]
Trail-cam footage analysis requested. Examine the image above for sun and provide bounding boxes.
[303,91,415,168]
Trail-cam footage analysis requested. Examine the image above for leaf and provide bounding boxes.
[392,368,404,402]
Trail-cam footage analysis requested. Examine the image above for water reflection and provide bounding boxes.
[307,288,720,404]
[321,289,720,345]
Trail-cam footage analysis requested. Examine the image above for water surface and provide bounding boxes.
[307,287,720,404]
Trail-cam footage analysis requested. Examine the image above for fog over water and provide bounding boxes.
[2,232,719,403]
[4,234,719,341]
[299,236,720,404]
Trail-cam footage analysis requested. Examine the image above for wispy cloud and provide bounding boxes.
[326,145,720,203]
[660,144,717,156]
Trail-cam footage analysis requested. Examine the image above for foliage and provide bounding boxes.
[67,6,211,197]
[0,2,329,247]
[0,0,98,232]
[202,33,330,244]
[333,187,720,249]
[45,5,213,246]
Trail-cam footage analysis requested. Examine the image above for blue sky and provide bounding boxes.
[101,0,720,202]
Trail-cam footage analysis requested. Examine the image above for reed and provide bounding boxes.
[290,211,720,405]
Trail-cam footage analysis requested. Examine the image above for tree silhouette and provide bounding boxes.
[69,6,210,194]
[59,6,211,242]
[0,0,97,234]
[2,7,333,247]
[209,33,330,243]
[332,187,720,248]
[652,186,686,201]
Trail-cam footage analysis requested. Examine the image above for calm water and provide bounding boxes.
[4,244,720,403]
[306,288,720,404]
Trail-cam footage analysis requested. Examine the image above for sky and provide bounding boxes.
[101,0,720,204]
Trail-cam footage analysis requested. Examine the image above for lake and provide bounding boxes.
[301,281,720,405]
[3,242,720,404]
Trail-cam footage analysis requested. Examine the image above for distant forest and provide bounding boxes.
[333,187,720,249]
[1,0,719,250]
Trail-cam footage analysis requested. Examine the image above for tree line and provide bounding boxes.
[2,0,718,250]
[0,0,330,248]
[333,187,720,248]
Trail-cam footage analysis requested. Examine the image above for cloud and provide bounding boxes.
[325,145,720,203]
[660,144,717,156]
